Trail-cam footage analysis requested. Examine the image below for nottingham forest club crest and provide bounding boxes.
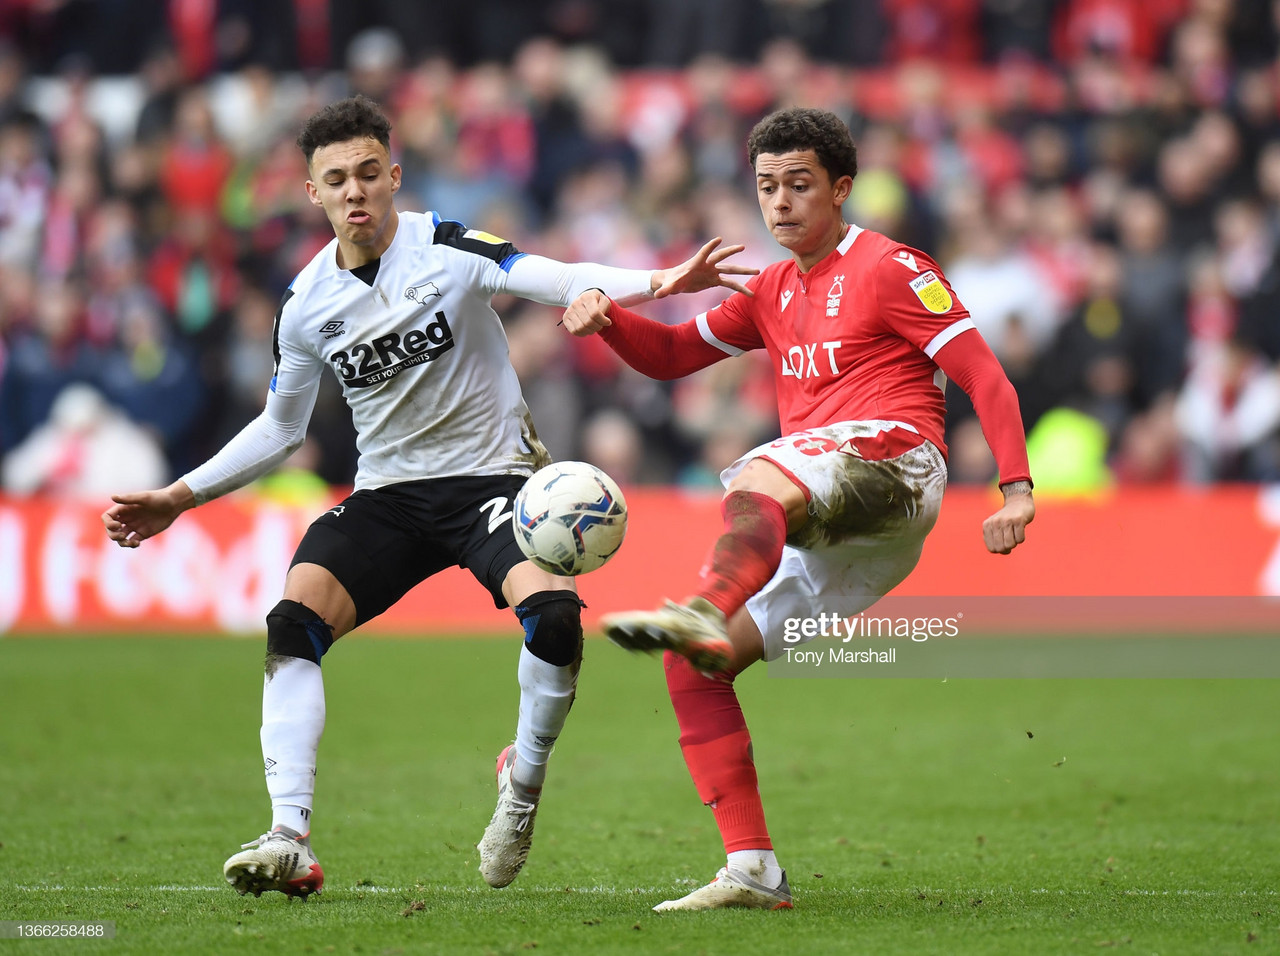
[826,274,845,317]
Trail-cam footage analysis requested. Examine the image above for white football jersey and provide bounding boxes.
[182,211,654,500]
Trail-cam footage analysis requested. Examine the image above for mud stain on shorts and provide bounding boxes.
[793,457,923,549]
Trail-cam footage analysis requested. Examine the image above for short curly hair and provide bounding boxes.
[747,107,858,184]
[296,95,392,164]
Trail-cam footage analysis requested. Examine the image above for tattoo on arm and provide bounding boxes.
[1000,480,1033,498]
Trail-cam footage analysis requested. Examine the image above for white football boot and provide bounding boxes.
[477,744,539,888]
[601,597,733,673]
[223,825,324,899]
[653,866,793,911]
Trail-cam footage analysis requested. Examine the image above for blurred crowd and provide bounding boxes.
[3,0,1280,498]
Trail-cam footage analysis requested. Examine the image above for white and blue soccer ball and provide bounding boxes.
[513,461,628,576]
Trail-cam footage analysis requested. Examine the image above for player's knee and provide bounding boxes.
[514,591,584,667]
[724,473,806,531]
[265,599,335,669]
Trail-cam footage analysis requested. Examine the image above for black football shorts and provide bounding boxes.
[290,474,529,626]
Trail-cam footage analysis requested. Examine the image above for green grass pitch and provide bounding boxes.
[1,635,1277,954]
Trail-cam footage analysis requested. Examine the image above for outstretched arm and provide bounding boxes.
[561,291,729,380]
[100,404,312,547]
[504,237,758,308]
[101,359,321,547]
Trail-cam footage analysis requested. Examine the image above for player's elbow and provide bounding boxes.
[263,416,308,457]
[970,374,1021,413]
[281,432,307,457]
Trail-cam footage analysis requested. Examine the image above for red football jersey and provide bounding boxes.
[695,226,974,456]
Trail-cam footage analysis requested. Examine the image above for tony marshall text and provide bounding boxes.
[784,646,896,665]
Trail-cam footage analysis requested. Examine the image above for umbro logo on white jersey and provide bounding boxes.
[893,251,919,273]
[404,281,442,303]
[320,321,346,339]
[780,289,794,312]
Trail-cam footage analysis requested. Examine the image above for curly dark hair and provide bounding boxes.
[296,95,392,164]
[747,107,858,184]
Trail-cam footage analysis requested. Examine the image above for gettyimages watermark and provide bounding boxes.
[783,610,963,645]
[765,596,1280,678]
[780,611,962,669]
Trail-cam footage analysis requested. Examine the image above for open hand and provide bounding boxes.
[651,237,758,299]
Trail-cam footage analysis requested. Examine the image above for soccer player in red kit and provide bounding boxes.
[560,107,1035,911]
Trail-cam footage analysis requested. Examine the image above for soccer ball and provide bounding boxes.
[512,461,628,576]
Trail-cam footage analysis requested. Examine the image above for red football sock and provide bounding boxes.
[665,651,772,853]
[695,490,788,620]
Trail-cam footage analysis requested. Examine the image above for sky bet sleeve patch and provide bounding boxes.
[908,271,953,314]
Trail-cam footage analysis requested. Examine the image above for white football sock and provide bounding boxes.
[272,804,312,835]
[727,848,783,889]
[260,657,325,831]
[513,645,578,795]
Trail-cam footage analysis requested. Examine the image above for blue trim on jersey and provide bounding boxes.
[269,374,278,393]
[430,211,442,228]
[499,251,528,273]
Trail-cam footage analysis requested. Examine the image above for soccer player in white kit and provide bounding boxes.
[561,107,1036,911]
[100,95,755,898]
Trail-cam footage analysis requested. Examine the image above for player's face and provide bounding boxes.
[305,137,402,268]
[755,150,853,270]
